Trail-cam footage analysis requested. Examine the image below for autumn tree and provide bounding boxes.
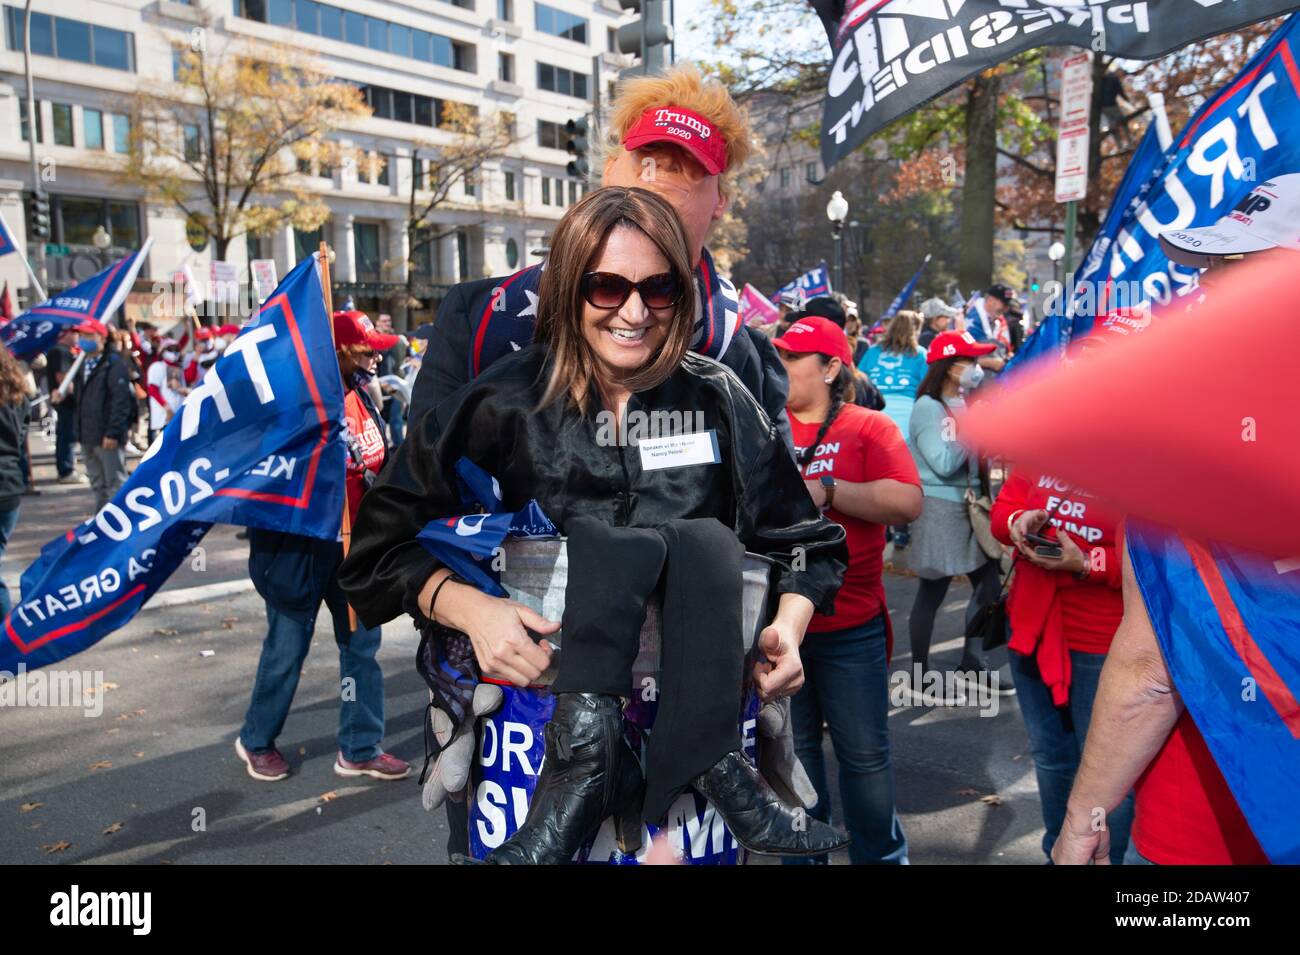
[124,22,370,262]
[402,103,518,302]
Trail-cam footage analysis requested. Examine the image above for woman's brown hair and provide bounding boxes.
[534,186,697,412]
[0,343,29,406]
[883,310,921,355]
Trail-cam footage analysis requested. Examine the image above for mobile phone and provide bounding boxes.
[1025,531,1063,559]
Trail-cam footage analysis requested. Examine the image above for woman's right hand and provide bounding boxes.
[422,573,558,686]
[1009,508,1049,548]
[461,596,558,687]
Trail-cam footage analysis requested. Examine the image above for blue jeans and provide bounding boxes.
[0,506,19,618]
[55,405,75,477]
[785,614,908,865]
[1010,648,1134,865]
[239,577,385,762]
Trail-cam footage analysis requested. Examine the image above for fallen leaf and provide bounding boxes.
[102,822,123,835]
[105,728,120,735]
[980,794,1003,807]
[133,752,144,758]
[27,823,41,830]
[319,791,339,803]
[19,802,42,813]
[89,760,112,771]
[41,841,70,854]
[153,628,178,637]
[133,708,147,716]
[221,616,239,624]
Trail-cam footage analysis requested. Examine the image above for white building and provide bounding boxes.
[0,0,632,327]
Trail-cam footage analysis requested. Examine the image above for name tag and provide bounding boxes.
[637,430,721,471]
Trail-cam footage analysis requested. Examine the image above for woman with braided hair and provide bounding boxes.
[772,316,923,864]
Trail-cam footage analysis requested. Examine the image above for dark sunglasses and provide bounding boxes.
[580,271,684,311]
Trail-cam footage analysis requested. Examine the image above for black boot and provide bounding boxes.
[693,751,850,857]
[486,693,644,865]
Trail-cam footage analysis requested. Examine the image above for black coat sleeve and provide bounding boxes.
[407,279,486,432]
[746,328,794,456]
[723,374,846,616]
[339,372,515,629]
[105,358,134,442]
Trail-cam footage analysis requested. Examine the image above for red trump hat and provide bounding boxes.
[333,310,398,351]
[623,105,729,176]
[926,330,996,364]
[771,315,853,366]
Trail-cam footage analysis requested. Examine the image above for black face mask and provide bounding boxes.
[352,369,375,388]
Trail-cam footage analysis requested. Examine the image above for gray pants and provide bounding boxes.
[84,443,127,511]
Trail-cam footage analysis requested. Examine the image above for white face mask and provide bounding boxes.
[958,362,984,392]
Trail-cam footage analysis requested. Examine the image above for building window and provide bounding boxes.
[568,180,578,205]
[83,108,103,149]
[109,113,129,153]
[537,62,588,100]
[536,119,565,150]
[498,111,516,139]
[51,195,140,249]
[504,170,516,201]
[541,177,550,205]
[182,123,202,162]
[505,237,519,269]
[463,171,476,197]
[457,231,470,281]
[535,3,587,44]
[357,82,461,129]
[556,178,566,206]
[19,99,42,143]
[607,26,616,53]
[805,161,818,182]
[779,166,790,189]
[353,221,381,280]
[4,7,136,71]
[293,224,323,262]
[232,0,471,72]
[50,103,73,146]
[498,52,514,84]
[497,0,512,21]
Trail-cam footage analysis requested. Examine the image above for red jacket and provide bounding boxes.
[991,471,1123,705]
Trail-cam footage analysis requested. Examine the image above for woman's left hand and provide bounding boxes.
[1019,527,1088,575]
[752,621,805,701]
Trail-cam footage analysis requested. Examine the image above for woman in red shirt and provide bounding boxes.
[772,316,923,864]
[990,469,1135,863]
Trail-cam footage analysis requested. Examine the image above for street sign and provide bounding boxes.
[1054,52,1093,204]
[44,243,69,257]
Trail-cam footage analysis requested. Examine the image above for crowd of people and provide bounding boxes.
[1,60,1282,868]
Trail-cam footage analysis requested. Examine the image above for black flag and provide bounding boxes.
[817,0,1300,169]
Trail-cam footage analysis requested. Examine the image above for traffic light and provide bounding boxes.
[29,190,51,242]
[565,116,590,178]
[616,0,673,80]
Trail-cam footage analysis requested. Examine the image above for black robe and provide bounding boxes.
[339,345,846,628]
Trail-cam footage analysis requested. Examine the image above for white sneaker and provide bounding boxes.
[57,473,88,485]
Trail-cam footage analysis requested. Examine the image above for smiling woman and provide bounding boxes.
[339,185,852,863]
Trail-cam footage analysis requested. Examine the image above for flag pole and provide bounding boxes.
[317,240,358,630]
[0,210,47,302]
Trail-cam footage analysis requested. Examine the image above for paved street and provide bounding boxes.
[2,434,1044,865]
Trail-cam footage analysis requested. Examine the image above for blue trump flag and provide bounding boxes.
[0,209,18,259]
[0,237,154,361]
[1,253,346,671]
[1009,13,1300,376]
[1126,522,1300,864]
[772,261,832,305]
[882,254,931,320]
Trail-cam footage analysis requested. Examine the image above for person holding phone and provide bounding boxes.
[990,466,1134,864]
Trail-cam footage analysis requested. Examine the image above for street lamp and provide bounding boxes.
[826,190,849,294]
[1048,239,1065,285]
[92,224,112,270]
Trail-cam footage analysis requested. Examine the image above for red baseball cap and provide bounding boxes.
[195,326,215,341]
[218,324,241,337]
[333,310,399,351]
[926,330,996,364]
[74,318,109,337]
[772,316,853,366]
[623,105,729,176]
